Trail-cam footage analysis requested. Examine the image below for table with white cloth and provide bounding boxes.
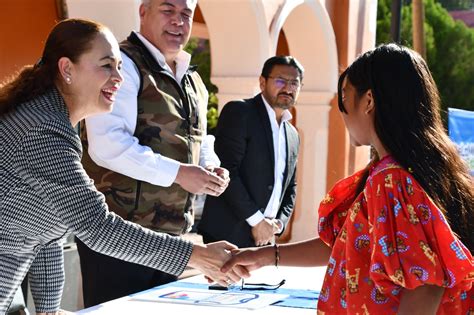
[75,265,327,314]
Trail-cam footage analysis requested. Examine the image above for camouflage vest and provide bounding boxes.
[81,32,208,235]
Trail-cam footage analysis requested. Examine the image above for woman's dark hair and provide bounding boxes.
[261,55,305,80]
[0,18,106,115]
[338,43,474,253]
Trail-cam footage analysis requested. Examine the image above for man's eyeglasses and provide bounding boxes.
[267,76,302,90]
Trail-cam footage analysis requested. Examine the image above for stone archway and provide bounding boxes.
[270,1,338,91]
[198,0,272,107]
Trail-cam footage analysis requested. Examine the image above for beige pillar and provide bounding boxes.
[291,91,334,241]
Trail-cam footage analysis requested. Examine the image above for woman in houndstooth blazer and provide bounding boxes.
[0,19,241,315]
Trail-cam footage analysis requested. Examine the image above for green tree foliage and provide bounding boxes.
[185,38,218,94]
[376,0,474,113]
[185,38,219,132]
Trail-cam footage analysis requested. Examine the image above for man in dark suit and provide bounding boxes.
[198,56,303,247]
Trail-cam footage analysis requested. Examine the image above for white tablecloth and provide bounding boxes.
[76,265,327,315]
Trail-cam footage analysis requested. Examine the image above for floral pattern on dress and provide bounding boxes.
[317,155,474,314]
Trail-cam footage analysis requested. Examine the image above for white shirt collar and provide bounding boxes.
[135,31,192,83]
[261,94,293,125]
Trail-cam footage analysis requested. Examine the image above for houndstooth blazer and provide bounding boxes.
[0,88,193,314]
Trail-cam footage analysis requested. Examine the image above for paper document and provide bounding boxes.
[131,286,288,310]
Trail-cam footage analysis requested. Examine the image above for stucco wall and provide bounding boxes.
[0,0,59,81]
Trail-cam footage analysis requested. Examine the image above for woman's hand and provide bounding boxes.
[187,241,244,286]
[221,246,275,274]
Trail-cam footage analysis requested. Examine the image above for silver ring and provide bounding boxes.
[226,279,232,285]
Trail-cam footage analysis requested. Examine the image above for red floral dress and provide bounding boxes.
[317,155,474,314]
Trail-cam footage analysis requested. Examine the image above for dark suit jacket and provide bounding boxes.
[198,94,299,247]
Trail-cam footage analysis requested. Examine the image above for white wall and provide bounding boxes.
[66,0,141,41]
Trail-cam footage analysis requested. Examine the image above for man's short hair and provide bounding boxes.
[261,56,304,80]
[142,0,198,7]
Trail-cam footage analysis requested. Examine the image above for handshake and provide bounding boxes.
[187,241,275,286]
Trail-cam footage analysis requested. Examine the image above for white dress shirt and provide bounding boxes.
[85,32,219,187]
[246,95,293,228]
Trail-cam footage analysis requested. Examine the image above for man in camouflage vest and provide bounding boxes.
[77,0,229,307]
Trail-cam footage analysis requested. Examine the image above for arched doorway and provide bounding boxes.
[198,0,272,107]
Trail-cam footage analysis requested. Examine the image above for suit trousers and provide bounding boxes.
[76,238,177,308]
